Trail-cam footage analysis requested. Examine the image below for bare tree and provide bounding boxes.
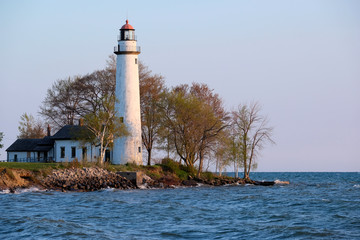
[0,132,4,150]
[40,77,83,129]
[139,62,166,165]
[232,102,274,180]
[18,113,46,139]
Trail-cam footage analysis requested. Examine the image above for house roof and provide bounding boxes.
[33,145,53,152]
[6,139,43,152]
[38,136,54,145]
[6,125,93,152]
[50,125,93,140]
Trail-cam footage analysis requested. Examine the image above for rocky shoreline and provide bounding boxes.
[0,167,288,193]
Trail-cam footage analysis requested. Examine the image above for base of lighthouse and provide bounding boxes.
[113,137,142,165]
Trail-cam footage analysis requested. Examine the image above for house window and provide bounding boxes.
[138,147,141,153]
[60,147,65,158]
[135,58,138,64]
[27,152,31,158]
[71,147,76,158]
[14,154,17,162]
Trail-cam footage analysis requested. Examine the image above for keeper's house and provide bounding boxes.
[6,124,110,163]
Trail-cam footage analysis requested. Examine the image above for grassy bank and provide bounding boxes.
[0,162,64,171]
[0,159,218,182]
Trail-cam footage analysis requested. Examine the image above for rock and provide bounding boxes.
[253,181,275,186]
[41,167,137,192]
[182,179,198,186]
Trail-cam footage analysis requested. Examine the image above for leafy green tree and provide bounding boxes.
[160,83,228,176]
[232,102,274,180]
[160,87,201,168]
[190,83,229,177]
[18,113,46,139]
[82,95,128,164]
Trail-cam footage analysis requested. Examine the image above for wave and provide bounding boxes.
[0,187,45,194]
[14,187,45,194]
[274,179,290,185]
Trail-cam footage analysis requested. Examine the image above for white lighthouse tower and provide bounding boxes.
[113,20,142,165]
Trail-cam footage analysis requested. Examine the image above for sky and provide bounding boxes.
[0,0,359,171]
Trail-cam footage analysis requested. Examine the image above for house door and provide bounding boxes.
[14,154,17,162]
[82,147,87,160]
[105,150,110,162]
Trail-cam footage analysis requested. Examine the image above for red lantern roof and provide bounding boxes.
[121,20,134,30]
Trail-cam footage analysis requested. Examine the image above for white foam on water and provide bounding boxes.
[0,189,11,194]
[14,187,45,194]
[353,184,360,188]
[274,179,290,185]
[101,187,116,192]
[138,184,148,190]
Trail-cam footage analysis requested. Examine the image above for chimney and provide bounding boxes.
[79,118,84,126]
[47,124,51,136]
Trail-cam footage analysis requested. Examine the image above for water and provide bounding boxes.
[1,172,359,239]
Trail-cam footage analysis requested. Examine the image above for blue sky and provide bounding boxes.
[0,0,359,171]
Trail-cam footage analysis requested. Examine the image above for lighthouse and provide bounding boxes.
[113,20,142,165]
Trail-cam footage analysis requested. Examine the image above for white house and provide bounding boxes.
[6,125,110,163]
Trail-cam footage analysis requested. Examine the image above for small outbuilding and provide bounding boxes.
[6,125,110,163]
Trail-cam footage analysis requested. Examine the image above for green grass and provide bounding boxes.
[0,161,218,182]
[0,162,64,171]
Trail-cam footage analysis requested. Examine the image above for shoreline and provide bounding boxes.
[0,166,289,193]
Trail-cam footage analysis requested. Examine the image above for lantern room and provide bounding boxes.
[120,20,136,41]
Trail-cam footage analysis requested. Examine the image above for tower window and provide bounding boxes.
[138,147,141,153]
[135,58,138,64]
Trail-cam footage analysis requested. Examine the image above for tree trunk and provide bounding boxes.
[219,164,223,177]
[197,151,203,178]
[147,148,152,166]
[215,158,218,175]
[234,160,238,178]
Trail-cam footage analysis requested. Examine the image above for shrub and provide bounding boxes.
[202,171,216,180]
[160,158,180,173]
[68,158,80,168]
[176,169,189,180]
[180,164,197,177]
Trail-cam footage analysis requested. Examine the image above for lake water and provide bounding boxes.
[1,172,359,239]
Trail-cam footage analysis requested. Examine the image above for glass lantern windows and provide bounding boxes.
[121,30,135,40]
